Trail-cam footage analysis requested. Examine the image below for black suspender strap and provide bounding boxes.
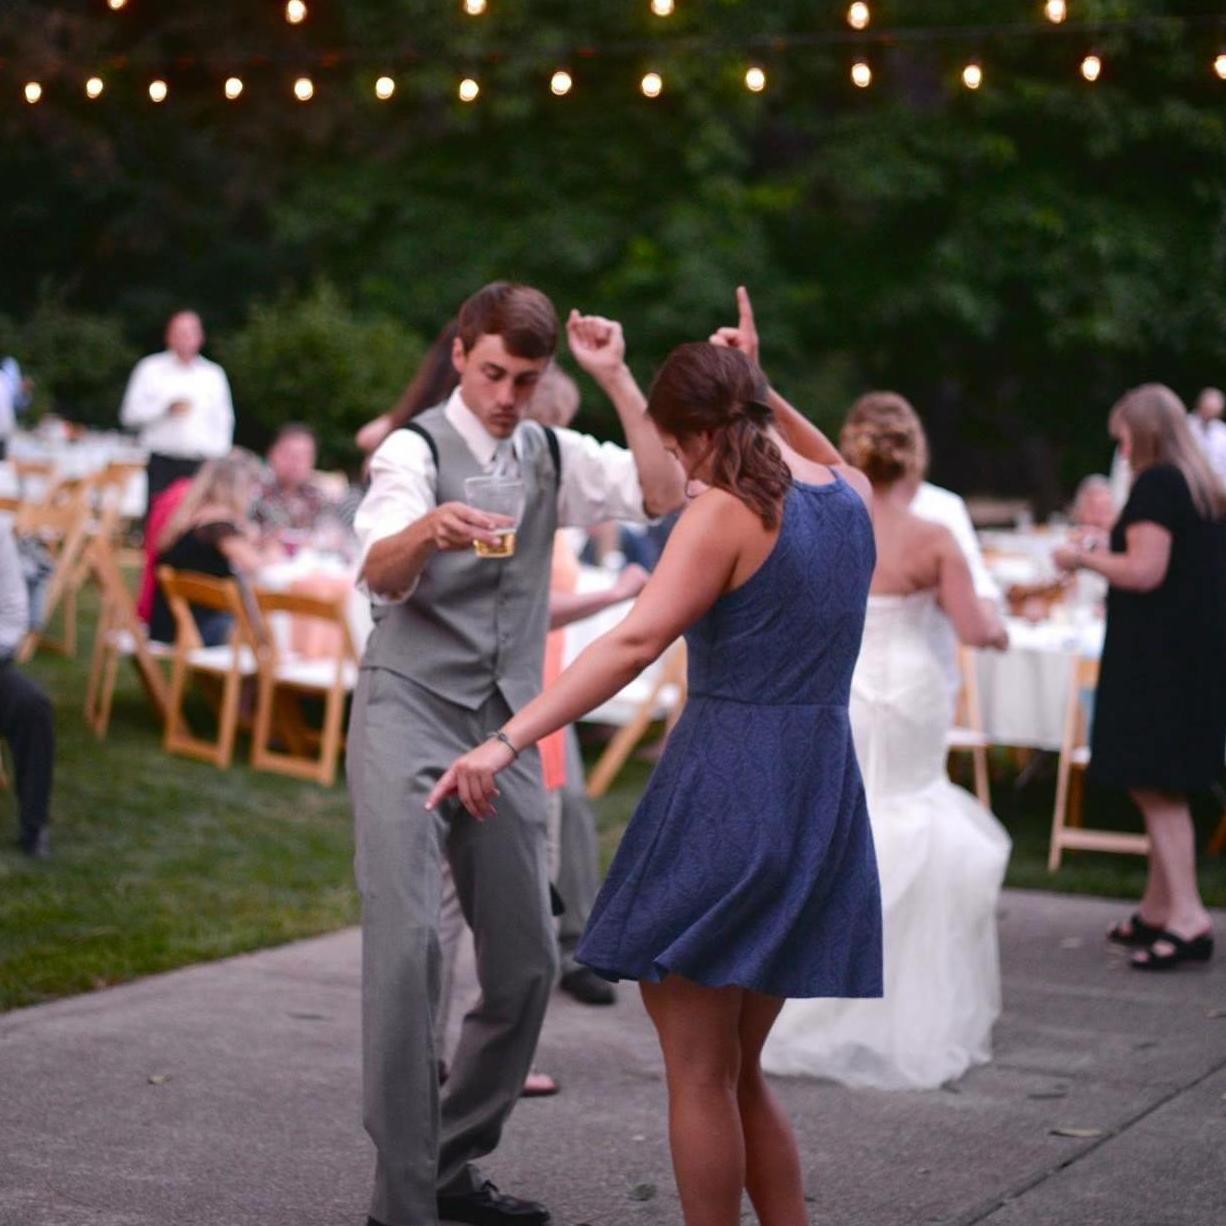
[403,421,439,469]
[542,425,562,484]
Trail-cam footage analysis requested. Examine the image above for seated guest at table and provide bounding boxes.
[1187,386,1226,485]
[148,450,268,646]
[252,423,336,538]
[1071,474,1117,534]
[1055,384,1225,970]
[0,519,55,858]
[119,310,235,516]
[354,320,461,456]
[763,390,1011,1090]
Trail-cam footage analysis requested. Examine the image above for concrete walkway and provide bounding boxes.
[1,890,1223,1226]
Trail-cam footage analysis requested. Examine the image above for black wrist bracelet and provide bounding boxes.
[487,730,520,759]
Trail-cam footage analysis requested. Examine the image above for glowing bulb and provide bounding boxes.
[1044,0,1067,23]
[651,0,675,15]
[458,77,480,102]
[464,0,487,14]
[641,71,663,98]
[224,76,244,100]
[1081,54,1102,82]
[1215,54,1226,81]
[744,66,766,93]
[286,1,307,24]
[294,76,314,101]
[24,81,42,105]
[85,77,105,99]
[962,63,983,90]
[851,61,872,89]
[847,3,870,31]
[107,0,128,10]
[550,70,573,97]
[148,79,168,103]
[375,76,396,100]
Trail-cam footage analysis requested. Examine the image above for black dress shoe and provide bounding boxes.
[437,1180,551,1225]
[18,828,50,859]
[559,966,616,1006]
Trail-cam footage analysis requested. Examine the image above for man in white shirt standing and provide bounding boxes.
[1187,386,1226,485]
[349,282,684,1226]
[119,310,234,515]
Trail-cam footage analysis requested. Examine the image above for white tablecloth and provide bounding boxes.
[2,430,148,516]
[257,552,371,656]
[975,615,1105,751]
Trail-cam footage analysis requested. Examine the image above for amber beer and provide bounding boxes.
[474,528,517,559]
[464,475,525,560]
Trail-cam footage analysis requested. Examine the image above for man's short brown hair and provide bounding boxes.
[456,282,558,359]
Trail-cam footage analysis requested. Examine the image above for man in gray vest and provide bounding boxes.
[349,282,684,1226]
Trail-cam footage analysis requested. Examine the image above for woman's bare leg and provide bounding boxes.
[1131,789,1212,946]
[640,976,746,1226]
[737,991,808,1226]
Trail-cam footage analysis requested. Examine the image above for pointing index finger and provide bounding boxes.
[736,285,755,332]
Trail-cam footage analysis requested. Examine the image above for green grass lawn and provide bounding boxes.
[3,590,1225,1013]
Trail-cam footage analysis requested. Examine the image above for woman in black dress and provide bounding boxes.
[1056,384,1226,969]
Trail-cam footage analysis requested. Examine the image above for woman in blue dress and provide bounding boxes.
[430,290,881,1226]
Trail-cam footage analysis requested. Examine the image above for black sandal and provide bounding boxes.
[1107,912,1164,948]
[1130,930,1214,971]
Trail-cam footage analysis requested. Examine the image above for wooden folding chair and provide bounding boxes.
[158,567,259,769]
[14,477,93,662]
[947,646,991,808]
[83,536,171,737]
[1048,654,1150,870]
[586,641,688,799]
[249,586,359,786]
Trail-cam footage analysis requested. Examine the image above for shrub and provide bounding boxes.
[217,282,423,471]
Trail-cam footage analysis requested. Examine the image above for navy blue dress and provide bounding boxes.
[577,475,883,999]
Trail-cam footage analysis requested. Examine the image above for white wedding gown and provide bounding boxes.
[762,592,1011,1090]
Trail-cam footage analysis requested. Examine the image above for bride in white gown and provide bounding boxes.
[763,392,1012,1091]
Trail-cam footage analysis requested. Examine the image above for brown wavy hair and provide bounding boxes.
[646,343,791,529]
[840,391,929,487]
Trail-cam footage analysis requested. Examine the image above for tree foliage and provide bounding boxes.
[2,2,1225,500]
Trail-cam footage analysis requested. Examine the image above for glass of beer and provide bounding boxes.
[464,476,525,558]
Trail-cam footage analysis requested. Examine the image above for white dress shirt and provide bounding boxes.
[910,480,1001,602]
[1188,415,1226,485]
[119,351,234,459]
[355,389,648,602]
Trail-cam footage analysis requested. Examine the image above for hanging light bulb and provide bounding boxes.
[107,0,128,10]
[1044,0,1067,23]
[651,0,675,16]
[550,69,573,97]
[293,76,315,101]
[286,1,308,24]
[847,3,870,31]
[641,71,663,98]
[1215,54,1226,81]
[375,76,396,100]
[85,76,105,99]
[24,81,42,104]
[224,76,244,100]
[463,0,487,14]
[458,77,480,102]
[1080,54,1102,82]
[148,79,168,103]
[851,61,872,89]
[744,66,767,93]
[962,62,983,90]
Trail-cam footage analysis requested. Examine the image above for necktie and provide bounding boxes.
[490,439,519,478]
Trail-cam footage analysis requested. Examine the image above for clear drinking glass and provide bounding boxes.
[463,476,525,558]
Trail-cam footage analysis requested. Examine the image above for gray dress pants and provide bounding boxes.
[348,668,558,1226]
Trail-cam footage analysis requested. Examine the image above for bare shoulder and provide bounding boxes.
[836,464,872,507]
[678,486,763,540]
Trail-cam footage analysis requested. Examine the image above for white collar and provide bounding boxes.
[162,350,204,370]
[444,388,517,468]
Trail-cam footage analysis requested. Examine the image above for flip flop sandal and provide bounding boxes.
[1130,930,1214,971]
[520,1072,560,1098]
[1107,912,1163,948]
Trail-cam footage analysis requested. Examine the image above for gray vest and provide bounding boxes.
[362,404,560,713]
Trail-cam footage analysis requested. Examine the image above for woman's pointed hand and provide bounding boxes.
[425,738,516,819]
